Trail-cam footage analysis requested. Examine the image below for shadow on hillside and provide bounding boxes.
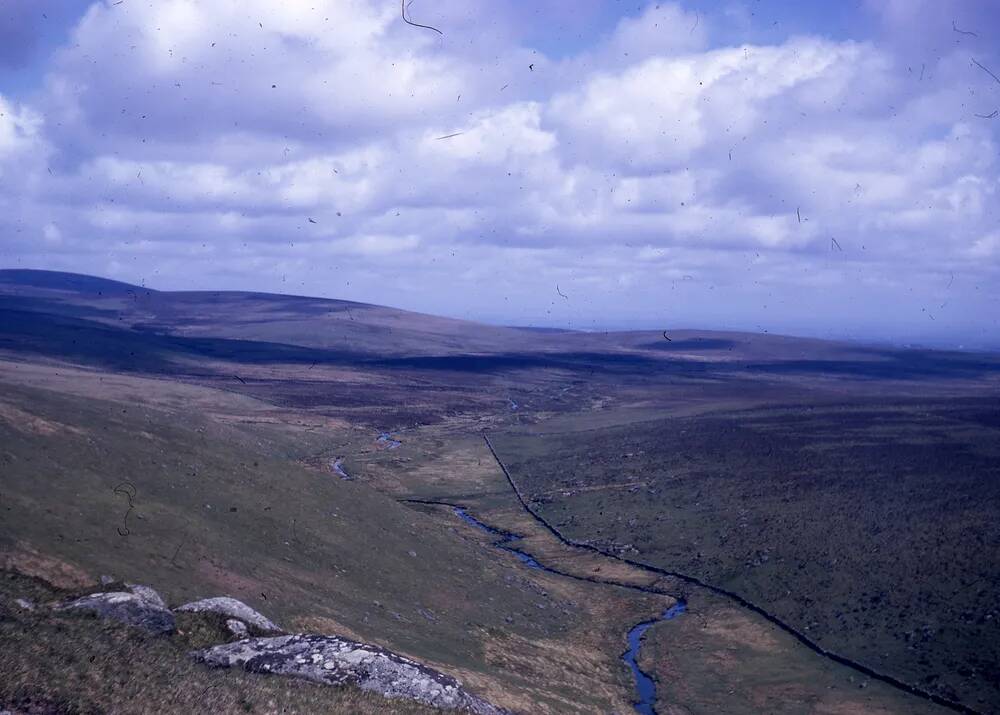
[638,338,737,351]
[2,304,998,381]
[0,307,712,377]
[0,308,366,374]
[746,352,1000,380]
[0,295,124,321]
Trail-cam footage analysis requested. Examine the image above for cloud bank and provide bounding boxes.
[1,0,998,345]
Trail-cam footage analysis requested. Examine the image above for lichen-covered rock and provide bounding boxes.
[226,618,248,637]
[176,597,280,632]
[57,592,174,634]
[193,634,505,714]
[125,583,167,609]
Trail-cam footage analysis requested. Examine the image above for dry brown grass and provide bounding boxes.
[0,401,84,438]
[0,544,94,590]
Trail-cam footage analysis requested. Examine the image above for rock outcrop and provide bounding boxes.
[126,583,167,609]
[57,591,175,635]
[226,618,248,637]
[176,597,280,632]
[193,634,505,714]
[51,586,504,712]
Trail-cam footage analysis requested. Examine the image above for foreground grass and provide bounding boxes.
[0,571,436,715]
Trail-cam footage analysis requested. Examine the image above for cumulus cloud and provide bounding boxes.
[2,0,999,344]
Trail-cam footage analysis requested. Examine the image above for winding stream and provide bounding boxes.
[453,507,544,570]
[622,601,687,714]
[451,505,680,713]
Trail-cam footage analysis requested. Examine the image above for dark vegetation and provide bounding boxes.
[490,399,1000,711]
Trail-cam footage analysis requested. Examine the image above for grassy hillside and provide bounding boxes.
[0,269,550,357]
[0,367,645,712]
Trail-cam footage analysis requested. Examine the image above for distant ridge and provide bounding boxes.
[0,269,153,296]
[3,270,998,373]
[506,326,579,334]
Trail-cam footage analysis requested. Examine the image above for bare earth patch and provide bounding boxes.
[0,401,84,437]
[0,542,93,589]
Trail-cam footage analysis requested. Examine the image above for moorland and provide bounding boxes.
[1,268,998,714]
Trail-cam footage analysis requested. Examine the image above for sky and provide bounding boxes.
[1,1,998,347]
